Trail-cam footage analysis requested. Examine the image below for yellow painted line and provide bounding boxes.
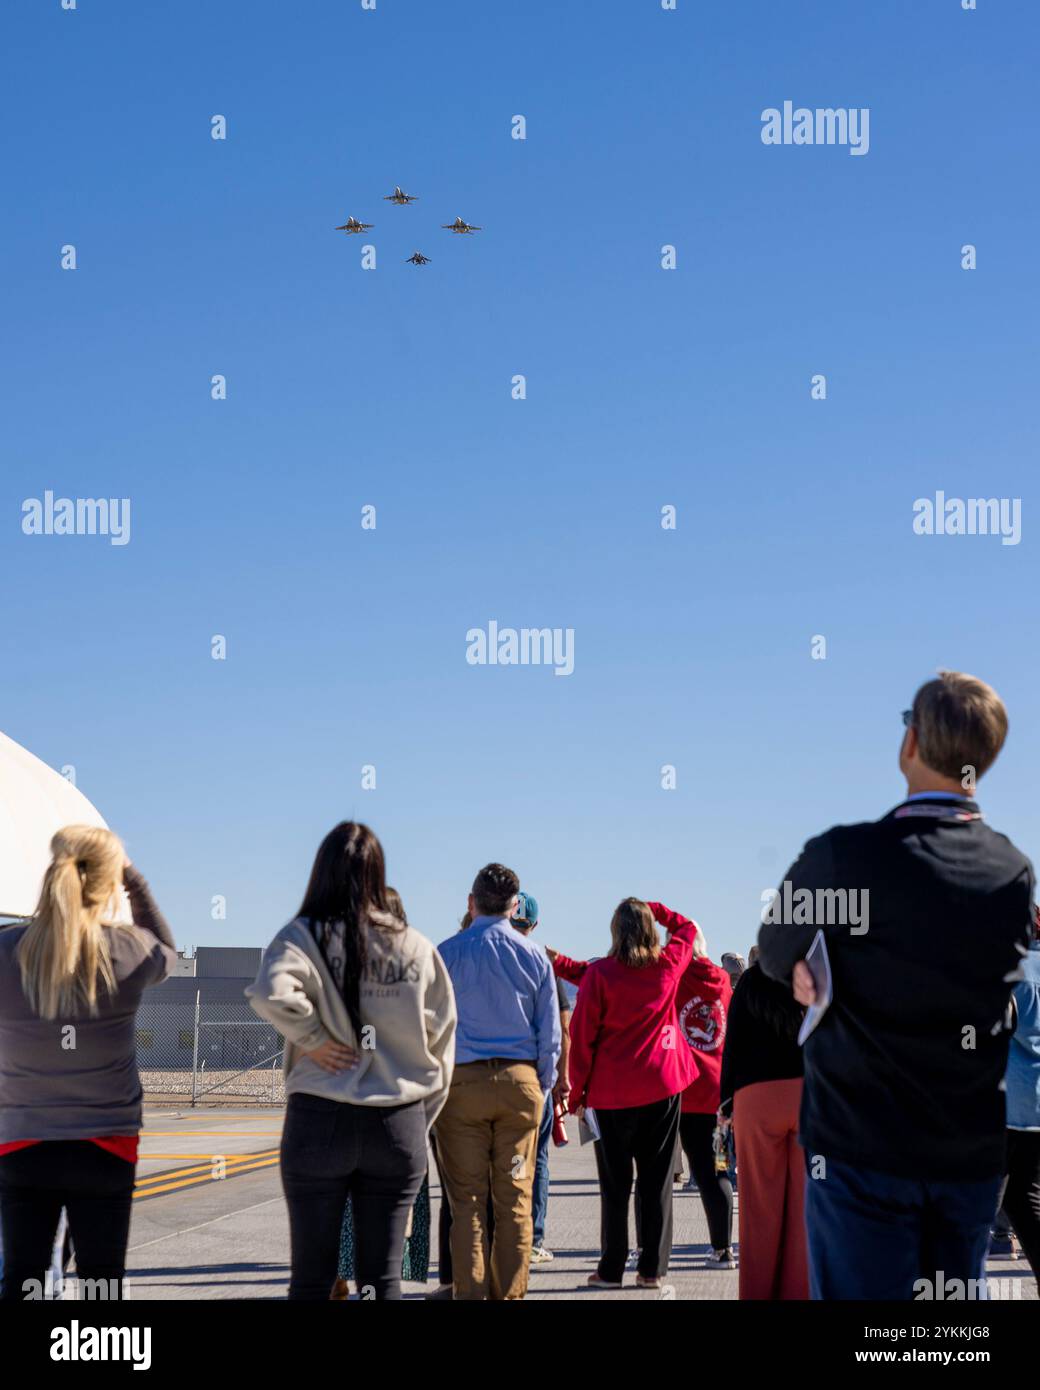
[133,1156,280,1199]
[139,1153,270,1160]
[134,1149,279,1189]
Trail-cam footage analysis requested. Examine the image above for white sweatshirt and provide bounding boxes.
[246,912,456,1129]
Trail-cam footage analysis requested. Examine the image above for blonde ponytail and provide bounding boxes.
[17,825,123,1019]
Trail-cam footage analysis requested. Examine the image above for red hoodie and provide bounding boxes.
[648,903,732,1114]
[552,905,730,1114]
[556,918,700,1112]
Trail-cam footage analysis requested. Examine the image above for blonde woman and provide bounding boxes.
[0,826,176,1301]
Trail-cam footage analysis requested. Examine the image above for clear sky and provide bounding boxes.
[4,0,1038,964]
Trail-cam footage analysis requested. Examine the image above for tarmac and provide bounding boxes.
[123,1106,1037,1302]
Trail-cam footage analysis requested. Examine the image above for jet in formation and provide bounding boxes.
[406,252,431,265]
[442,216,482,234]
[334,216,373,234]
[384,186,418,204]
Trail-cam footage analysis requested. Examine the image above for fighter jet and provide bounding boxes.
[406,252,431,265]
[384,186,418,204]
[334,216,373,234]
[442,216,482,234]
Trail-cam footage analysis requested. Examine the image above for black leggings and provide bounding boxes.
[679,1111,734,1252]
[280,1093,427,1301]
[1002,1129,1040,1282]
[0,1141,135,1300]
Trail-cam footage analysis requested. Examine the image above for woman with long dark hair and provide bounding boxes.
[248,823,456,1300]
[557,897,698,1290]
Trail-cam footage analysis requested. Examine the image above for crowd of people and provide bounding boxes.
[0,670,1038,1303]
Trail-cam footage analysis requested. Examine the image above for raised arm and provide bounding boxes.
[122,864,177,982]
[546,946,589,986]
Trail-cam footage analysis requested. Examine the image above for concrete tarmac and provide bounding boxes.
[123,1106,1036,1302]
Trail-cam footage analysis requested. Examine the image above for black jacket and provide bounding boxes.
[718,963,803,1116]
[758,796,1033,1181]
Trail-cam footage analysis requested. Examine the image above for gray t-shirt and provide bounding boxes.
[0,869,176,1143]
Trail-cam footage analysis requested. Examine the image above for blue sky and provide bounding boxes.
[4,0,1038,963]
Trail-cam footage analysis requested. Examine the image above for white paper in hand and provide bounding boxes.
[797,929,832,1046]
[578,1108,601,1145]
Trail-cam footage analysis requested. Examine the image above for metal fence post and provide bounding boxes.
[190,989,200,1107]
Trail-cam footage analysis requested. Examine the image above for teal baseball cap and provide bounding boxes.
[511,890,539,928]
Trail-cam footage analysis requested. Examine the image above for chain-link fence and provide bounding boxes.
[136,990,285,1105]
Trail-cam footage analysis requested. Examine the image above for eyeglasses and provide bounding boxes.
[901,709,914,729]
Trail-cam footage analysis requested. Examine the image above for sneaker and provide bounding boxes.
[706,1248,736,1269]
[587,1272,623,1289]
[635,1273,662,1289]
[625,1247,640,1270]
[530,1245,554,1264]
[424,1283,454,1300]
[683,1176,699,1194]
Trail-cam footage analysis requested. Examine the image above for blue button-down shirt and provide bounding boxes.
[437,917,561,1091]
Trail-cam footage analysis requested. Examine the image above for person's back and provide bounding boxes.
[433,863,560,1301]
[0,856,175,1145]
[758,670,1035,1301]
[438,915,553,1070]
[0,825,175,1303]
[783,808,1031,1180]
[575,945,697,1106]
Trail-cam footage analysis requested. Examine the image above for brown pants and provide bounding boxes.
[433,1059,544,1300]
[733,1078,809,1300]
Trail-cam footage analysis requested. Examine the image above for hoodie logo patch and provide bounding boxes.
[679,995,725,1054]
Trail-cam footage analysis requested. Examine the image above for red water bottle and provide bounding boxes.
[552,1102,569,1147]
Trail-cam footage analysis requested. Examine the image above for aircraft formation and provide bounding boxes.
[335,187,481,265]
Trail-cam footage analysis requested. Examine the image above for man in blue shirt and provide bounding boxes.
[434,863,561,1300]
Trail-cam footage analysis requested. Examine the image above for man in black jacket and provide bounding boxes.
[759,671,1034,1300]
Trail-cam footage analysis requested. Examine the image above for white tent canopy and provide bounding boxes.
[0,729,113,918]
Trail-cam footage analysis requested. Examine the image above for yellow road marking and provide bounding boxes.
[134,1149,279,1189]
[133,1155,280,1199]
[139,1153,271,1160]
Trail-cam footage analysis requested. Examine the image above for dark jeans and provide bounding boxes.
[281,1093,426,1301]
[1003,1129,1040,1281]
[532,1092,553,1246]
[804,1151,1001,1300]
[594,1094,681,1282]
[679,1111,734,1251]
[0,1141,135,1301]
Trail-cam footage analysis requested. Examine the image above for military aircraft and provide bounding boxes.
[384,186,418,204]
[442,216,482,234]
[406,252,431,265]
[334,217,373,234]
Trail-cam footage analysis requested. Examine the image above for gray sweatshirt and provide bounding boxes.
[246,913,457,1129]
[0,868,177,1143]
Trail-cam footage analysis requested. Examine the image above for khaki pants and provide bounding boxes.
[434,1059,544,1300]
